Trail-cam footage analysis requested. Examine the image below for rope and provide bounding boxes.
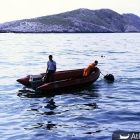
[100,71,105,76]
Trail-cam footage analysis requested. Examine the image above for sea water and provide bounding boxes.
[0,33,140,140]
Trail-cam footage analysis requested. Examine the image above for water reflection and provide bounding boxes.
[17,83,102,138]
[45,99,57,110]
[24,98,58,130]
[28,98,57,114]
[25,121,56,130]
[17,83,100,99]
[84,103,98,109]
[17,88,55,98]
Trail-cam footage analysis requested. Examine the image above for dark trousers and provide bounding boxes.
[45,70,55,82]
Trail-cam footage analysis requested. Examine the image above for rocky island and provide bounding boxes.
[0,8,140,33]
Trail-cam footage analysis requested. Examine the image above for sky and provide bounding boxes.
[0,0,140,23]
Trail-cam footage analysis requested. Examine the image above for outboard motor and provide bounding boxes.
[104,74,115,82]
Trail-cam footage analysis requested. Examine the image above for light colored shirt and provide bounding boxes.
[47,60,56,71]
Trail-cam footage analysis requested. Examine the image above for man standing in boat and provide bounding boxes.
[45,55,56,82]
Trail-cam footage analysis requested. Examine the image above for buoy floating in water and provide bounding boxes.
[104,74,115,82]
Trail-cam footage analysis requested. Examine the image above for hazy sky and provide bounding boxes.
[0,0,140,23]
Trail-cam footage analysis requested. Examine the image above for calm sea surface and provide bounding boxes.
[0,33,140,140]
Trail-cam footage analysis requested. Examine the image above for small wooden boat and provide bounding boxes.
[17,67,100,93]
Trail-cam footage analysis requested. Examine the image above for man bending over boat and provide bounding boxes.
[83,60,98,77]
[44,55,56,82]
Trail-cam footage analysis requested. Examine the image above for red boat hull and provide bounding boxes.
[17,67,100,93]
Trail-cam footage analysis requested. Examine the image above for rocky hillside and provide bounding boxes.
[0,8,140,33]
